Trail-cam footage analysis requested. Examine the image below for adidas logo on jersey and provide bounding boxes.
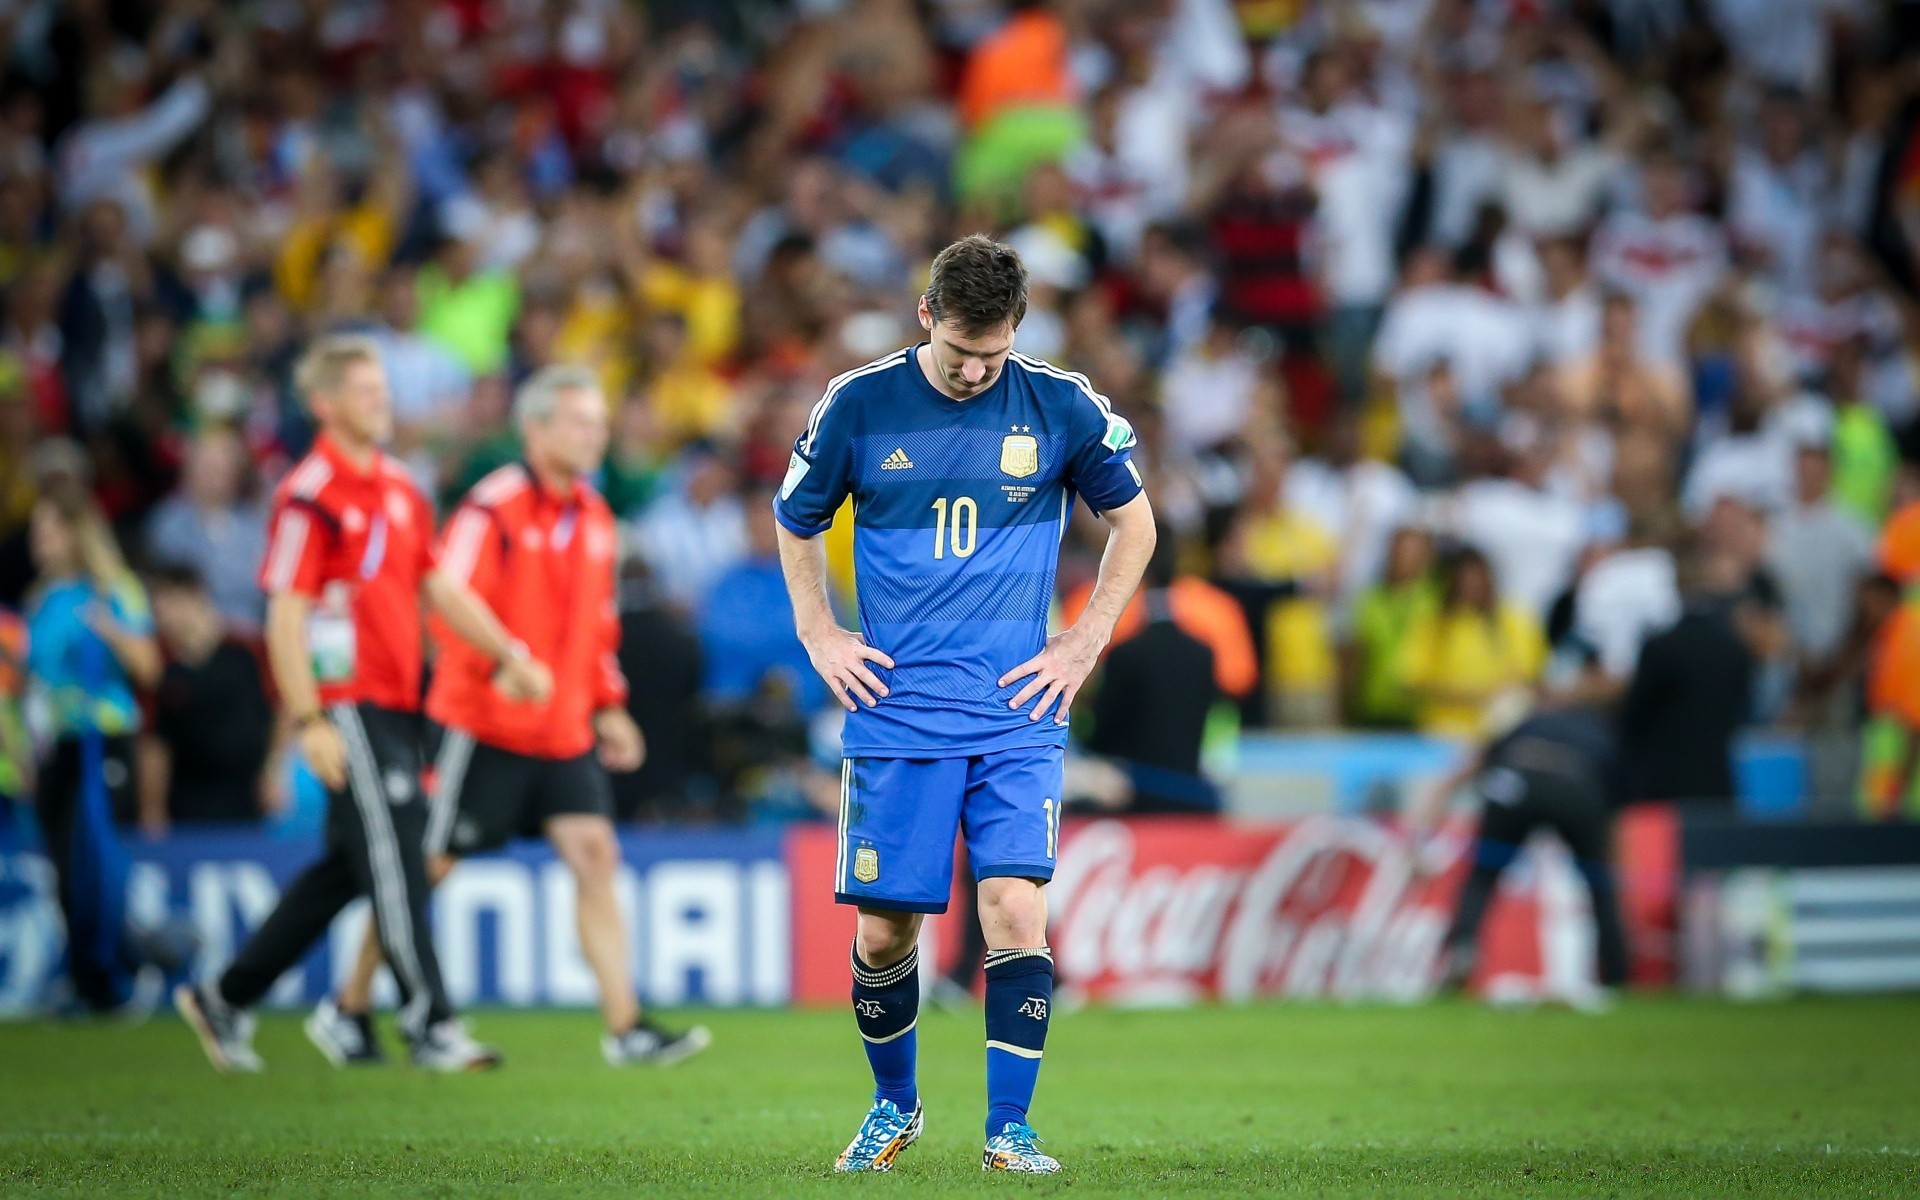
[881,448,915,470]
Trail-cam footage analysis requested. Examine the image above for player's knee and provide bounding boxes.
[561,825,619,888]
[979,878,1046,946]
[854,911,919,967]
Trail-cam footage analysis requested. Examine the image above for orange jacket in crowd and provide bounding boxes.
[427,464,627,759]
[955,8,1075,129]
[1869,501,1920,727]
[1062,576,1259,700]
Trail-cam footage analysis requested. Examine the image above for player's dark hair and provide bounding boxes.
[923,235,1028,335]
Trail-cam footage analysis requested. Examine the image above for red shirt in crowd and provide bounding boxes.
[258,434,438,712]
[426,464,626,759]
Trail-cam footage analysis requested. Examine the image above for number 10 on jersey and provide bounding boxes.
[930,496,977,559]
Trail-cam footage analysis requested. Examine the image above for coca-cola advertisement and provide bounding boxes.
[786,810,1676,1005]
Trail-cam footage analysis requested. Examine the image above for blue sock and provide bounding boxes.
[851,942,919,1110]
[983,947,1053,1139]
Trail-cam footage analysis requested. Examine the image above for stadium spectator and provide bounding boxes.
[1556,291,1690,439]
[630,443,747,614]
[1346,525,1438,729]
[1450,431,1586,618]
[1397,545,1547,739]
[142,426,268,629]
[137,565,281,829]
[362,269,472,480]
[700,483,827,714]
[1285,416,1420,620]
[1084,535,1227,813]
[1621,567,1789,812]
[610,557,704,824]
[23,479,161,1010]
[1216,439,1339,727]
[5,0,1920,837]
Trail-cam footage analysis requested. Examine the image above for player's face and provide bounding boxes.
[529,385,610,477]
[921,301,1015,399]
[318,358,393,447]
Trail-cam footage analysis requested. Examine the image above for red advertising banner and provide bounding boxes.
[787,808,1676,1005]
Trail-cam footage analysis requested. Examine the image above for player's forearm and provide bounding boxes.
[775,524,840,639]
[423,569,522,664]
[1070,494,1157,648]
[265,592,324,720]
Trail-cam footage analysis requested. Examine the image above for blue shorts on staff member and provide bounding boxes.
[833,746,1063,913]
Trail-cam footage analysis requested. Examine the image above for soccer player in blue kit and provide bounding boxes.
[774,236,1156,1174]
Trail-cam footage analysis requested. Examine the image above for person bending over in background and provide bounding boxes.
[318,365,708,1069]
[1410,695,1630,1008]
[175,336,551,1074]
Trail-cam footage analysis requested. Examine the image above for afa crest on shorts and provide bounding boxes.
[1000,434,1039,478]
[853,847,881,883]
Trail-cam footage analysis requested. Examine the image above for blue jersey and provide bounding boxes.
[774,347,1144,757]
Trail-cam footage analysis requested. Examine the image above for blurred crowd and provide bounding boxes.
[4,0,1920,829]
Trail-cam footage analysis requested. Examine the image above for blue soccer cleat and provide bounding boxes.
[833,1098,923,1172]
[982,1123,1061,1173]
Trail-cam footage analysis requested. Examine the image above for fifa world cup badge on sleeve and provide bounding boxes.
[1000,434,1039,479]
[853,847,881,884]
[780,452,810,500]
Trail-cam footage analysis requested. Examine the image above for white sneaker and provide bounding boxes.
[174,984,264,1074]
[305,998,386,1067]
[407,1019,503,1072]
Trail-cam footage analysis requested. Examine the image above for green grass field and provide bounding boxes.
[2,997,1917,1198]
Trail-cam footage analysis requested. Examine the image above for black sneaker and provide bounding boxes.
[407,1019,504,1072]
[304,998,386,1067]
[174,983,263,1073]
[602,1020,711,1066]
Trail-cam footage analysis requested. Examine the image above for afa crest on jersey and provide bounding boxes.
[853,847,881,883]
[1000,434,1039,478]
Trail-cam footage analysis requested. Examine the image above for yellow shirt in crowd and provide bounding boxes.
[1396,603,1547,738]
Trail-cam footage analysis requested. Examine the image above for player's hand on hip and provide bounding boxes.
[1001,626,1101,725]
[493,655,554,703]
[593,706,646,772]
[801,625,893,712]
[298,717,349,791]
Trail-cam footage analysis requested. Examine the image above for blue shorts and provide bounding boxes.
[833,745,1064,914]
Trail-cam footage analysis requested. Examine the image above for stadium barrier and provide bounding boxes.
[1679,820,1920,996]
[0,809,1680,1016]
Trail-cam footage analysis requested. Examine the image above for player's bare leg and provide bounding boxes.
[546,814,709,1066]
[835,908,926,1172]
[977,877,1060,1173]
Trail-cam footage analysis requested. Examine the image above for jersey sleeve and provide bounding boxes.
[594,597,629,709]
[773,385,857,538]
[437,502,501,593]
[258,499,334,597]
[1065,388,1144,514]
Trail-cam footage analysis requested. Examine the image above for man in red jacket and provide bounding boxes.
[314,365,709,1067]
[176,335,551,1074]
